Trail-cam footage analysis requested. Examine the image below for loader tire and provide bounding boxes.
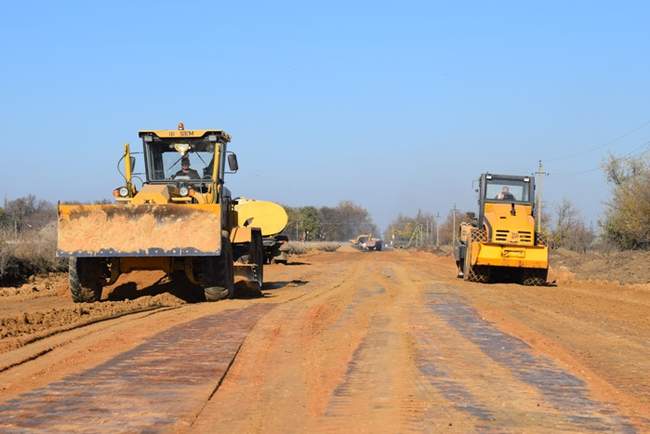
[69,257,103,303]
[522,269,548,286]
[249,229,264,293]
[204,234,235,302]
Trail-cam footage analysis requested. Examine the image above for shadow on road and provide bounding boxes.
[282,261,311,266]
[263,279,309,290]
[105,277,310,303]
[106,276,205,303]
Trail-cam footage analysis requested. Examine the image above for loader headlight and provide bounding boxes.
[118,187,129,197]
[179,185,190,197]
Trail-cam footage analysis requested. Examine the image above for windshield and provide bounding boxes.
[485,178,531,202]
[144,140,216,182]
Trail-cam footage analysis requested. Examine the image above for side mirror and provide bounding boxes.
[227,152,239,172]
[130,157,136,171]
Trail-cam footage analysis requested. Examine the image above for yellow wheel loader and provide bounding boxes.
[454,173,549,285]
[57,123,288,302]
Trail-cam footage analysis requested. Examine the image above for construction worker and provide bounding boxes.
[174,156,200,179]
[496,186,515,201]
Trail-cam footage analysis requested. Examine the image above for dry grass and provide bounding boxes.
[284,241,342,255]
[551,247,650,285]
[0,223,65,285]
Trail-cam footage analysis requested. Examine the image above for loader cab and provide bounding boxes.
[139,130,231,186]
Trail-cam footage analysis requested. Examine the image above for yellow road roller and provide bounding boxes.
[454,173,549,285]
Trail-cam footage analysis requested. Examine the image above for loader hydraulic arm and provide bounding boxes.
[123,143,135,196]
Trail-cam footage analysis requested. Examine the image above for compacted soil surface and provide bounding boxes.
[0,249,648,433]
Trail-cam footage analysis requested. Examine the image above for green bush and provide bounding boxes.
[601,155,650,249]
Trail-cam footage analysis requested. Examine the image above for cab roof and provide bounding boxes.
[483,173,533,182]
[138,129,231,143]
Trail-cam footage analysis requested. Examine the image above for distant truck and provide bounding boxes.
[351,234,383,251]
[262,234,289,264]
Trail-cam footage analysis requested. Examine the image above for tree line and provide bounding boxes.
[283,201,378,241]
[0,195,56,235]
[384,209,474,248]
[3,151,649,252]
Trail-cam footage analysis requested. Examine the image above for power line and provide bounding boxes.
[551,140,650,177]
[546,118,650,162]
[621,140,650,158]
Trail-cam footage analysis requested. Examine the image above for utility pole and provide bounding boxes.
[534,160,550,234]
[435,212,440,247]
[452,204,457,246]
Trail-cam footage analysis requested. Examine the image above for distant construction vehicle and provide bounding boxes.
[454,173,548,285]
[57,123,288,302]
[351,234,383,251]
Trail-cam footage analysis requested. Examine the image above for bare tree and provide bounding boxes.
[551,199,595,252]
[1,195,56,235]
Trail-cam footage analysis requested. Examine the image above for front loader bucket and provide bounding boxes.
[57,203,222,257]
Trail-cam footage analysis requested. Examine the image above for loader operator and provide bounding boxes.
[496,186,515,201]
[174,157,200,180]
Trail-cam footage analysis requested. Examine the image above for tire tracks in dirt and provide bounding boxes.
[2,250,648,433]
[0,305,181,373]
[0,304,275,433]
[0,256,355,432]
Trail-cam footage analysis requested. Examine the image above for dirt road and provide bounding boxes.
[0,249,649,433]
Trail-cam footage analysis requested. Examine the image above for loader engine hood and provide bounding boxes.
[57,202,222,257]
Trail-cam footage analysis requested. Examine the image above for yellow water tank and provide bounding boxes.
[234,198,288,237]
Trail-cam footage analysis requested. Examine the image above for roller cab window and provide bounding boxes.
[484,177,532,203]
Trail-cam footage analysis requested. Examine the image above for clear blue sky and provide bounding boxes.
[2,1,649,230]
